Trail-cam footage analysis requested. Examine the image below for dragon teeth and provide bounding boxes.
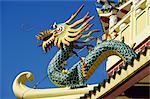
[46,41,52,50]
[45,44,49,52]
[41,38,54,52]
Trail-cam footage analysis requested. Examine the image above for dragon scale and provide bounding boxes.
[48,40,137,87]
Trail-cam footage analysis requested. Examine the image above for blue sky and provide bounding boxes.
[1,0,108,98]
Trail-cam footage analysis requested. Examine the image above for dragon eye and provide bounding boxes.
[56,26,64,33]
[57,27,60,31]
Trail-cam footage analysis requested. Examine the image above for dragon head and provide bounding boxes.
[36,4,99,53]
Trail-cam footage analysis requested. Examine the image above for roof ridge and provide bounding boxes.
[80,46,149,99]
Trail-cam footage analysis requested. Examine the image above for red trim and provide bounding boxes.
[136,39,150,53]
[114,66,119,72]
[120,9,128,14]
[146,40,150,46]
[107,37,150,77]
[108,71,114,77]
[118,61,125,67]
[134,36,150,51]
[101,17,109,23]
[104,64,150,99]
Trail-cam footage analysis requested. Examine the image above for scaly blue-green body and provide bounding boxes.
[48,40,137,87]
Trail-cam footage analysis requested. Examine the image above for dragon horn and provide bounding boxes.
[65,4,84,24]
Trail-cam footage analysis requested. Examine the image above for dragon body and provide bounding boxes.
[36,4,137,88]
[48,41,137,87]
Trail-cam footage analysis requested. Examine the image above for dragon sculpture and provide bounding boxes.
[36,4,137,88]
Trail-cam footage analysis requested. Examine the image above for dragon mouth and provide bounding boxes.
[36,30,55,53]
[42,38,54,53]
